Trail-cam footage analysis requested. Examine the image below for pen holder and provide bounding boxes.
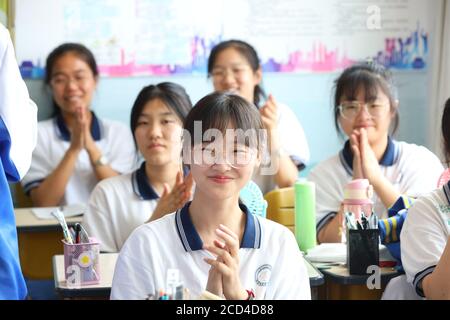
[62,238,100,287]
[347,229,380,275]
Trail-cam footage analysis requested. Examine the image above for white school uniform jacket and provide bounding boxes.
[253,102,310,195]
[83,162,162,252]
[0,24,37,299]
[21,112,136,205]
[401,181,450,297]
[110,202,311,300]
[308,138,443,233]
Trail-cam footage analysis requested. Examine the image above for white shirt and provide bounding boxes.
[0,25,37,180]
[21,113,136,205]
[0,23,36,300]
[110,202,311,300]
[253,102,310,195]
[308,138,443,232]
[401,182,450,297]
[83,162,162,253]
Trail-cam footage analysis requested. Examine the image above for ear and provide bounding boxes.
[390,99,399,117]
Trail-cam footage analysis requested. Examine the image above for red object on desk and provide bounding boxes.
[379,261,397,268]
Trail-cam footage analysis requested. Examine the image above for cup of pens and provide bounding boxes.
[62,236,100,287]
[63,222,100,287]
[345,212,380,275]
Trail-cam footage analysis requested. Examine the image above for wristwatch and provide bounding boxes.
[94,155,109,167]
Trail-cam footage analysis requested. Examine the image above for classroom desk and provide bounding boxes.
[53,253,117,299]
[315,263,399,300]
[53,253,324,300]
[15,208,83,279]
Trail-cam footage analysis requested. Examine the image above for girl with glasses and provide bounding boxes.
[111,92,311,300]
[309,62,443,243]
[207,40,310,195]
[21,43,136,207]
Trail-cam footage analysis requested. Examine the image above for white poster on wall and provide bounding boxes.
[14,0,435,78]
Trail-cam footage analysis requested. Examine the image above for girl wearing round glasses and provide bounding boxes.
[207,40,310,195]
[83,83,193,252]
[21,43,135,207]
[309,62,443,243]
[111,92,310,300]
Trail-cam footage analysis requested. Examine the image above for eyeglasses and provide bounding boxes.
[338,101,390,120]
[50,74,91,88]
[210,65,251,81]
[191,145,256,168]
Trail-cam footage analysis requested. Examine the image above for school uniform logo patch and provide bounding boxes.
[255,264,272,287]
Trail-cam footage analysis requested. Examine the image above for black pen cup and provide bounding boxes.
[347,229,380,275]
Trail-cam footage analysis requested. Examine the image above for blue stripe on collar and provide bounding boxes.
[55,111,102,142]
[131,162,159,200]
[340,136,397,171]
[175,201,261,252]
[443,180,450,205]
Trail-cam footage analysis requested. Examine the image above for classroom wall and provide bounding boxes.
[25,69,429,169]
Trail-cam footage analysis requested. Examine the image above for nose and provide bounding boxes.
[147,122,162,139]
[355,104,372,120]
[65,78,78,90]
[222,70,236,87]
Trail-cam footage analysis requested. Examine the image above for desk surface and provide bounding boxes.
[318,264,399,285]
[53,253,117,298]
[53,253,323,298]
[15,208,83,232]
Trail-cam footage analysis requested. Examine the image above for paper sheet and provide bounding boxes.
[32,204,85,220]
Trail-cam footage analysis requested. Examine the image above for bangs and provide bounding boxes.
[184,92,263,149]
[339,70,387,103]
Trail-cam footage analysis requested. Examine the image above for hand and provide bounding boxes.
[69,107,86,152]
[358,128,382,183]
[350,130,364,179]
[151,172,193,221]
[205,263,223,298]
[82,110,96,153]
[204,224,247,300]
[259,94,278,132]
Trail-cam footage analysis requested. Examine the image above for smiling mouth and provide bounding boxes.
[149,144,165,149]
[208,176,233,183]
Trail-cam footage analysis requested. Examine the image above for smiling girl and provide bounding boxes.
[21,43,135,207]
[111,92,310,300]
[309,62,443,243]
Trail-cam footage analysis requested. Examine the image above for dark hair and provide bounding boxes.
[441,98,450,166]
[207,39,266,107]
[45,43,99,116]
[333,62,399,136]
[130,82,192,149]
[183,92,263,150]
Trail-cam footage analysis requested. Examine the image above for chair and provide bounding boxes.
[264,187,295,233]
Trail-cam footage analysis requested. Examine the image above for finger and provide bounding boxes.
[204,258,229,276]
[184,172,194,189]
[218,224,239,240]
[176,171,183,186]
[203,247,234,269]
[161,183,171,198]
[215,227,239,257]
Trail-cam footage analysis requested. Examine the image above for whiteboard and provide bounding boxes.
[14,0,436,78]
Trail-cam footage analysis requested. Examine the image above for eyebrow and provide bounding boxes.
[139,111,175,118]
[212,63,247,69]
[51,69,89,77]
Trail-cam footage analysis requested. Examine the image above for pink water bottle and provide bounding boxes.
[343,179,374,221]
